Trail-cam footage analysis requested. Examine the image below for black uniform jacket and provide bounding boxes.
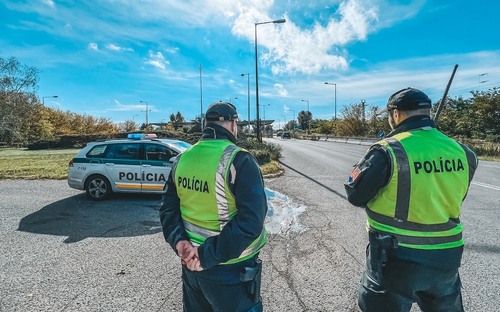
[344,115,478,269]
[159,124,268,275]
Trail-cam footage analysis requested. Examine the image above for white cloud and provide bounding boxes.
[107,100,158,112]
[166,47,179,54]
[231,0,384,75]
[42,0,55,8]
[145,50,169,70]
[88,42,98,51]
[106,43,134,52]
[274,83,288,96]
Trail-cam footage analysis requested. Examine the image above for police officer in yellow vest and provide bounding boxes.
[344,88,478,312]
[160,102,267,312]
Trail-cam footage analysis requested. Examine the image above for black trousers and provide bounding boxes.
[181,258,262,312]
[358,246,464,312]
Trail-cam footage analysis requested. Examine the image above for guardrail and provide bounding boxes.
[294,134,378,146]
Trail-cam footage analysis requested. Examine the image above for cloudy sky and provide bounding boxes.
[1,0,499,126]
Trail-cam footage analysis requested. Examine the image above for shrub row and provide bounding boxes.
[26,131,283,166]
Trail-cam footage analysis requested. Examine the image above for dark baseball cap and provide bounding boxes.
[376,87,432,115]
[205,101,238,121]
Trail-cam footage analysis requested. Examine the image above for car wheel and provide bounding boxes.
[85,175,111,201]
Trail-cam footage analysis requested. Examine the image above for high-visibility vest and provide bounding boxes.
[367,127,475,250]
[174,139,266,264]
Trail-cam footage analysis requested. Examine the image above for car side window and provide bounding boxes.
[113,143,141,160]
[145,143,177,161]
[86,144,109,158]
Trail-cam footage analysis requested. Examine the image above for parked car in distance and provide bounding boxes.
[281,131,291,139]
[67,133,191,200]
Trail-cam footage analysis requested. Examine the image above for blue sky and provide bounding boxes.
[1,0,499,128]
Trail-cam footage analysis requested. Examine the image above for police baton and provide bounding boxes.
[433,64,459,126]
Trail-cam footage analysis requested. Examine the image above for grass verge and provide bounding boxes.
[0,148,80,180]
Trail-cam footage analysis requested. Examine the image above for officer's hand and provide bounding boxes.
[176,240,195,264]
[186,247,203,271]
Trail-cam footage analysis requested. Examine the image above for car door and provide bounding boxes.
[104,143,142,192]
[140,143,177,193]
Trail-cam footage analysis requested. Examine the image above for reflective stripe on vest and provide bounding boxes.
[215,144,239,229]
[176,141,266,264]
[367,131,468,249]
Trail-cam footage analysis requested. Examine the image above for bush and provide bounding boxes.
[27,140,61,150]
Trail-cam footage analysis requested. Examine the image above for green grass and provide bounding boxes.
[0,148,80,180]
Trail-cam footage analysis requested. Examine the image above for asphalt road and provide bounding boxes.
[265,137,500,312]
[0,138,498,311]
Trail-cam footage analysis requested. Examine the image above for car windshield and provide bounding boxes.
[170,141,192,151]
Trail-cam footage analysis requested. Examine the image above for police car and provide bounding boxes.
[67,133,191,200]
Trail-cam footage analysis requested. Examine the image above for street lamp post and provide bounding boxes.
[42,95,58,105]
[200,64,204,130]
[140,100,151,126]
[241,73,251,134]
[281,115,286,130]
[289,109,295,130]
[324,82,337,120]
[261,103,270,136]
[255,18,286,142]
[132,114,139,122]
[229,97,238,103]
[301,99,310,133]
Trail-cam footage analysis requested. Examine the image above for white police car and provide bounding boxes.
[67,133,191,200]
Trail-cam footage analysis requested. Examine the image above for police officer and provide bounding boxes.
[344,88,478,312]
[160,102,267,312]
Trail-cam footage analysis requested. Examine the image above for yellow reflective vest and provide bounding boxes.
[367,127,476,250]
[174,139,266,264]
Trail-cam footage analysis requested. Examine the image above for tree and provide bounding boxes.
[298,110,312,132]
[336,101,365,136]
[169,111,186,130]
[0,56,39,144]
[470,88,500,141]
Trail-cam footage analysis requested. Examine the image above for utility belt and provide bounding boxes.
[365,230,398,289]
[240,258,262,304]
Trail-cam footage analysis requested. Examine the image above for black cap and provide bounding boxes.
[205,102,238,121]
[376,87,432,114]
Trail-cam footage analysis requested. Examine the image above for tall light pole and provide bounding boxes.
[281,115,287,130]
[324,82,337,120]
[261,103,270,136]
[132,114,138,122]
[42,95,58,105]
[241,73,251,134]
[289,109,295,130]
[255,18,286,142]
[200,64,204,130]
[140,100,150,126]
[301,99,310,133]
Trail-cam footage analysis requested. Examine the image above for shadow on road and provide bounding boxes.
[17,193,163,243]
[279,160,348,200]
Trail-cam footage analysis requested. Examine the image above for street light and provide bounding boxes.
[200,64,204,130]
[140,100,151,126]
[241,73,251,134]
[281,115,287,130]
[132,114,139,122]
[301,99,310,133]
[261,104,270,136]
[42,95,58,105]
[255,18,286,142]
[289,109,295,130]
[324,82,337,120]
[229,97,238,103]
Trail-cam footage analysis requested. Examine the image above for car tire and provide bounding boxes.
[85,175,112,201]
